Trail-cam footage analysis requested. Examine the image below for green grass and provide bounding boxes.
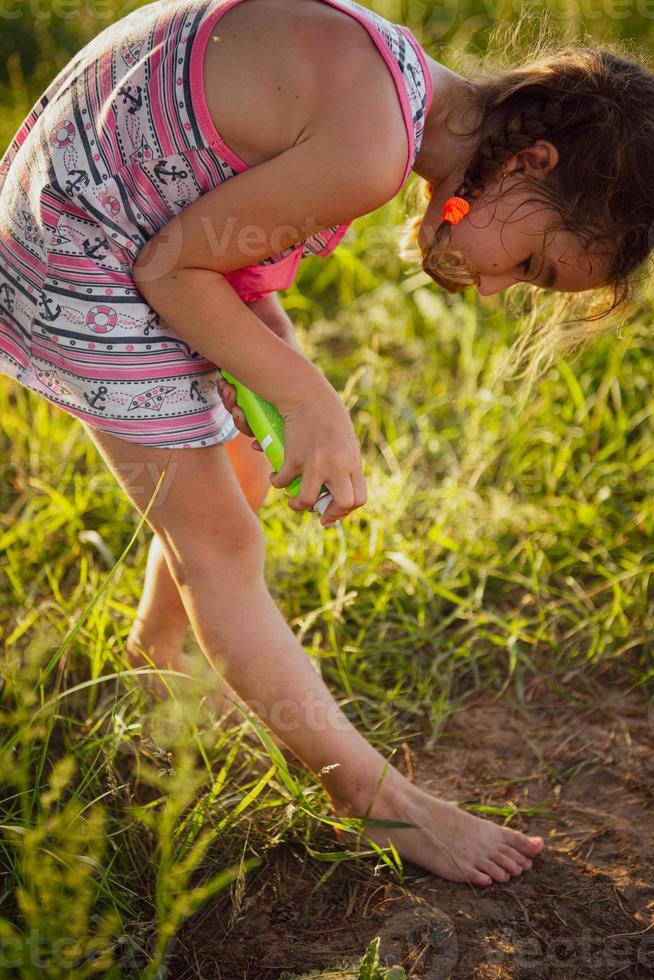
[1,1,654,976]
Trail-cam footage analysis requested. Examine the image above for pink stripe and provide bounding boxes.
[315,0,414,194]
[316,222,351,256]
[31,344,218,382]
[190,0,253,172]
[190,0,418,192]
[0,238,46,284]
[13,377,230,442]
[0,334,29,369]
[399,26,434,117]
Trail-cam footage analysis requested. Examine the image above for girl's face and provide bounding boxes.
[418,153,609,296]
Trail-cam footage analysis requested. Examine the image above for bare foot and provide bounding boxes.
[126,628,301,763]
[124,623,188,699]
[332,770,544,886]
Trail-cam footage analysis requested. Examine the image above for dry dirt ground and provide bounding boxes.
[165,674,654,979]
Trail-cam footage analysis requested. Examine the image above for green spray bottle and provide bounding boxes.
[219,369,333,518]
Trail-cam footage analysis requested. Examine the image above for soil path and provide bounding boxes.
[167,679,654,978]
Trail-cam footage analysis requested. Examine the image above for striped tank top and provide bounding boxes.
[0,0,433,448]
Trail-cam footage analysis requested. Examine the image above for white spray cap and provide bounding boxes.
[312,492,333,518]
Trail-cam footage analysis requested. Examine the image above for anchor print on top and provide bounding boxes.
[113,71,155,166]
[127,384,176,413]
[140,152,193,216]
[189,379,207,404]
[118,84,144,116]
[144,309,162,336]
[0,283,16,314]
[82,236,109,262]
[65,169,90,195]
[38,290,62,323]
[153,160,189,185]
[49,212,129,274]
[83,385,109,411]
[0,0,430,449]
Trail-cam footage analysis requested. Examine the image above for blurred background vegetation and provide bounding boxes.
[1,1,654,976]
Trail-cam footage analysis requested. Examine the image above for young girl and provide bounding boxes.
[2,0,652,887]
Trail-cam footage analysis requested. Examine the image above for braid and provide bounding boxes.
[455,97,565,202]
[419,98,570,289]
[397,38,654,394]
[408,68,638,291]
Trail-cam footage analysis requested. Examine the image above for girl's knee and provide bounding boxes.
[81,426,267,581]
[160,515,266,588]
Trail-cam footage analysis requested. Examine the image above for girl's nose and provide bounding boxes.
[475,274,515,296]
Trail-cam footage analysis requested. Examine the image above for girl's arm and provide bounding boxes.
[132,118,405,409]
[246,292,299,350]
[132,89,406,520]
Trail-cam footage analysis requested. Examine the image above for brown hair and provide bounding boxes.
[399,19,654,400]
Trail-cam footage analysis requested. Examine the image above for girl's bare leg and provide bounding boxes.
[126,432,270,720]
[83,423,544,887]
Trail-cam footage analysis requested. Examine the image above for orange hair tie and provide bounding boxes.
[441,196,470,225]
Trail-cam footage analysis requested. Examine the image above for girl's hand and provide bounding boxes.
[217,374,260,449]
[271,384,367,526]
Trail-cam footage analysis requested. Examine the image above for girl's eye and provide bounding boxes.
[521,257,532,275]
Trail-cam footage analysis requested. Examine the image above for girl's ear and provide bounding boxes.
[513,140,560,178]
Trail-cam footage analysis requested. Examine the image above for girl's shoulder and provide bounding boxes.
[202,0,408,177]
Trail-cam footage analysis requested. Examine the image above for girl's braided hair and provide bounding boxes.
[399,25,654,393]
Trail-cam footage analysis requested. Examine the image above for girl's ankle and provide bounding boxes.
[329,762,406,819]
[127,620,188,655]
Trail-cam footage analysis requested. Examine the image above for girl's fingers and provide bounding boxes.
[218,379,234,407]
[350,465,367,509]
[232,406,254,438]
[285,466,322,512]
[318,472,355,523]
[218,379,255,437]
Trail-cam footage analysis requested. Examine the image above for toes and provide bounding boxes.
[494,847,525,877]
[477,859,511,884]
[468,869,493,887]
[499,844,532,871]
[503,828,544,856]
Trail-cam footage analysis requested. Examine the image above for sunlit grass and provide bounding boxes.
[3,196,654,968]
[2,0,654,974]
